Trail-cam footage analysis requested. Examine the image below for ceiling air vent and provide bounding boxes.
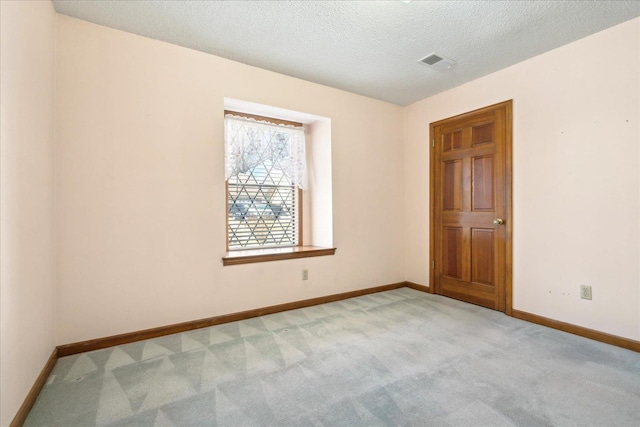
[418,52,456,72]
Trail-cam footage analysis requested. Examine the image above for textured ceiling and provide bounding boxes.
[52,1,640,106]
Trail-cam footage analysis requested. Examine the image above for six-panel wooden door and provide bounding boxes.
[431,101,511,311]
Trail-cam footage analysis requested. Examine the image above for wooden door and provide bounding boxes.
[431,101,512,312]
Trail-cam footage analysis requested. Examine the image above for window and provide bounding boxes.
[224,112,306,250]
[222,103,336,266]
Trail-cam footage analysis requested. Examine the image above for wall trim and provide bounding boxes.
[10,348,58,427]
[405,281,431,293]
[511,309,640,353]
[57,281,407,357]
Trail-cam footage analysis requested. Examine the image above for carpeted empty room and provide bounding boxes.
[24,288,640,426]
[4,1,640,426]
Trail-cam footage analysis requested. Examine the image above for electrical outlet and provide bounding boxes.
[302,269,309,280]
[580,285,592,300]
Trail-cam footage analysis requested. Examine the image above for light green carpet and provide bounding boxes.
[25,288,640,426]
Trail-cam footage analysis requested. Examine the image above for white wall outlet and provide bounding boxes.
[580,285,592,300]
[302,269,309,280]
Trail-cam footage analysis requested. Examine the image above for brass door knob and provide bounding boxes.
[493,218,505,225]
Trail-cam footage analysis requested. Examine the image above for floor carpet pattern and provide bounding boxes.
[25,288,640,426]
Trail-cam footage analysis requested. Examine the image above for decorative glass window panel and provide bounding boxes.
[224,115,306,249]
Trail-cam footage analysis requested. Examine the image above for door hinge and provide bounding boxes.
[432,260,435,269]
[432,139,435,148]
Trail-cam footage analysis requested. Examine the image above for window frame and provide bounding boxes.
[224,110,304,251]
[222,110,335,265]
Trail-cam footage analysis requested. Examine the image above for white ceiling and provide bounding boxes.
[51,1,640,106]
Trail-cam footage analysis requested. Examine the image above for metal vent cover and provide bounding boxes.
[421,53,444,65]
[418,52,456,71]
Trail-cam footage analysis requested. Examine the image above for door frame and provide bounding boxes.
[428,100,513,315]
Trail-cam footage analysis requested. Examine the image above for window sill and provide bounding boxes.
[222,246,336,266]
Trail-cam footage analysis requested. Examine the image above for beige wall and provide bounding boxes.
[404,18,640,340]
[55,16,405,344]
[0,1,57,424]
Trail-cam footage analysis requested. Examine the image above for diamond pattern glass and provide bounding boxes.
[228,160,298,249]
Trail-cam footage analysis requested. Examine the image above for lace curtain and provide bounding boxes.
[224,115,307,190]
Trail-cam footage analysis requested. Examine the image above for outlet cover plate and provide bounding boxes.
[580,285,592,300]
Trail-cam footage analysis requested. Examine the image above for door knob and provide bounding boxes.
[493,218,505,225]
